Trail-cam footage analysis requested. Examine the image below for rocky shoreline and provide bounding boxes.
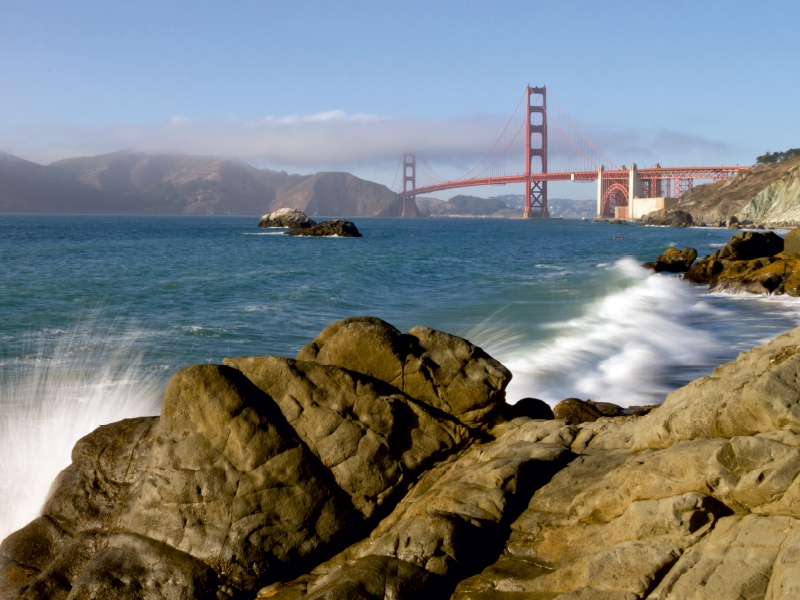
[4,316,800,599]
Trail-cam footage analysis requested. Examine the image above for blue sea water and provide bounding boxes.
[2,214,800,537]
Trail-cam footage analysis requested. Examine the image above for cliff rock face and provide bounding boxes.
[674,157,800,225]
[737,172,800,224]
[7,318,800,599]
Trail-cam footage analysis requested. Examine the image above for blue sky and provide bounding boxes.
[1,0,798,199]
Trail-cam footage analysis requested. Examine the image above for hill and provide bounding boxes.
[270,171,401,217]
[674,156,800,224]
[0,151,402,216]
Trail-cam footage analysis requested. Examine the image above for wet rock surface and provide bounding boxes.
[8,319,800,599]
[284,219,362,237]
[258,208,316,229]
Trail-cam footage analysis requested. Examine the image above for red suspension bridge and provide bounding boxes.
[398,86,747,218]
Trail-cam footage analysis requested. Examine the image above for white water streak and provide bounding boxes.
[0,328,162,541]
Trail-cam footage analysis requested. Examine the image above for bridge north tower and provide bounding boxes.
[524,85,549,219]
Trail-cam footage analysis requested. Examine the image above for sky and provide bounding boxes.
[1,0,798,199]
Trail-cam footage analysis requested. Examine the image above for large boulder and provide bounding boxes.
[642,209,694,227]
[285,219,362,237]
[119,365,354,593]
[258,207,316,229]
[296,317,512,426]
[222,356,469,519]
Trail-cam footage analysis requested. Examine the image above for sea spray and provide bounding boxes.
[0,326,162,541]
[482,259,730,407]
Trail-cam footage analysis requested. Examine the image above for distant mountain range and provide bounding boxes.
[0,151,402,216]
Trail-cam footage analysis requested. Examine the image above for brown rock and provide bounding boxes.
[553,398,604,425]
[654,247,698,273]
[120,364,354,592]
[222,355,469,519]
[297,317,512,426]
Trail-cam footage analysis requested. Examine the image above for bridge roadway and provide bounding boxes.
[405,166,748,198]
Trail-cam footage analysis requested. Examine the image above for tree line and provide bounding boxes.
[756,148,800,164]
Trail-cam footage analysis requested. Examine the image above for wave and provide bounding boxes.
[483,259,728,407]
[0,326,162,541]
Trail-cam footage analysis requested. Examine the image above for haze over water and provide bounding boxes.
[2,215,800,539]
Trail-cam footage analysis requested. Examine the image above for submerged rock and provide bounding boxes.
[285,219,362,237]
[258,207,316,229]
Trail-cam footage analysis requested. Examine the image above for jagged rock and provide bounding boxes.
[653,247,698,272]
[222,355,469,519]
[553,398,603,425]
[285,219,362,237]
[296,317,512,426]
[684,256,725,284]
[642,209,694,227]
[258,207,316,229]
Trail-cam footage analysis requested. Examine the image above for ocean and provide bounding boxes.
[2,214,799,539]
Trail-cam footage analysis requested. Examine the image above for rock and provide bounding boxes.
[258,207,316,229]
[17,318,800,599]
[784,228,800,255]
[285,219,362,237]
[632,325,800,449]
[222,355,469,518]
[266,431,570,599]
[258,208,316,229]
[120,364,355,592]
[609,219,627,225]
[553,398,604,425]
[727,215,740,227]
[43,417,159,536]
[684,256,725,284]
[512,398,555,420]
[715,230,784,260]
[296,317,512,426]
[642,209,694,227]
[654,247,698,273]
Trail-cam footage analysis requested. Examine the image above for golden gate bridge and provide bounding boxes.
[397,86,747,218]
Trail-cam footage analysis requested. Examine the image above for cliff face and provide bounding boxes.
[674,157,800,224]
[271,171,402,217]
[0,151,401,217]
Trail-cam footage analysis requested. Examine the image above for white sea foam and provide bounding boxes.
[492,259,727,407]
[0,327,162,541]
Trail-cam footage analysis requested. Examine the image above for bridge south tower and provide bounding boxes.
[524,85,549,219]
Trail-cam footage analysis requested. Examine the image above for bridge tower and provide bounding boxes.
[524,85,549,219]
[401,153,419,217]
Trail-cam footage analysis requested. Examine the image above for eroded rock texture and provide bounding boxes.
[8,318,800,600]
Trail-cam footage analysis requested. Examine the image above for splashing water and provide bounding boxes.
[479,259,731,407]
[0,327,163,541]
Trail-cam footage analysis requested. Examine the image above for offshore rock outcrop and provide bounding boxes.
[258,208,316,229]
[8,317,800,598]
[284,219,362,238]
